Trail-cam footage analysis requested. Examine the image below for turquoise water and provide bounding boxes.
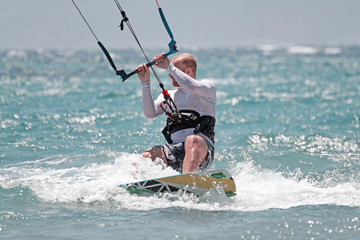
[1,45,360,239]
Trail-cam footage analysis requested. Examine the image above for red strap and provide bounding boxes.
[162,89,170,99]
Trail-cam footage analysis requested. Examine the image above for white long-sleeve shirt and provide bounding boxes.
[141,63,216,144]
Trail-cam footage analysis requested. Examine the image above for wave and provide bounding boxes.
[1,151,360,212]
[287,46,319,55]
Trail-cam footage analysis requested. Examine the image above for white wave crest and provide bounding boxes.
[1,153,360,211]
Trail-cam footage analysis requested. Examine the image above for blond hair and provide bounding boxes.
[172,53,197,73]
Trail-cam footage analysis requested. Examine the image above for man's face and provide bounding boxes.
[168,72,180,87]
[169,61,185,87]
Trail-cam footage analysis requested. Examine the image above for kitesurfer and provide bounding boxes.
[136,53,216,173]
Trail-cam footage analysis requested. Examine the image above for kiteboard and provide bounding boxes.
[118,169,236,197]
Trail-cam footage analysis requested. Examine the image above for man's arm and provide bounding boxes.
[167,63,216,100]
[137,63,164,118]
[141,82,164,118]
[153,53,215,101]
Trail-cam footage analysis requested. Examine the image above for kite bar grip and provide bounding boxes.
[121,53,175,82]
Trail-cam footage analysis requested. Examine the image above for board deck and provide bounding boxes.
[117,170,236,197]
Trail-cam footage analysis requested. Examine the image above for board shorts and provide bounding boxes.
[159,140,214,173]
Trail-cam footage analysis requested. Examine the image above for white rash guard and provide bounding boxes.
[141,63,216,145]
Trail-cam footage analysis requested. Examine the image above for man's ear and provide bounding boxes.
[184,67,195,78]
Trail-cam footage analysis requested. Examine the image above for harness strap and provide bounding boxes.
[162,110,215,144]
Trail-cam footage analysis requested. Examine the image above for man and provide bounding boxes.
[136,53,216,173]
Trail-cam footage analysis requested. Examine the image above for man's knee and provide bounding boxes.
[182,135,209,173]
[185,135,200,145]
[185,135,208,151]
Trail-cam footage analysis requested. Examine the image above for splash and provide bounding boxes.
[230,161,360,211]
[1,152,175,203]
[1,152,360,212]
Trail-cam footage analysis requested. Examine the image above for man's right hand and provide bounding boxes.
[136,63,150,83]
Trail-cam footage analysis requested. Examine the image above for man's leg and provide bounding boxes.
[141,146,168,166]
[182,135,209,173]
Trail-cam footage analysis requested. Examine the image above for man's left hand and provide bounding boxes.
[154,53,170,69]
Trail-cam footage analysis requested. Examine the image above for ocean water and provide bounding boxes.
[1,45,360,239]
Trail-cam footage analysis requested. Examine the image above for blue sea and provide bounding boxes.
[1,45,360,239]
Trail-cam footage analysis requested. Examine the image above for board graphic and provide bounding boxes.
[118,170,236,197]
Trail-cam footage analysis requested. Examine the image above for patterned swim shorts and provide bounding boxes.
[160,140,214,173]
